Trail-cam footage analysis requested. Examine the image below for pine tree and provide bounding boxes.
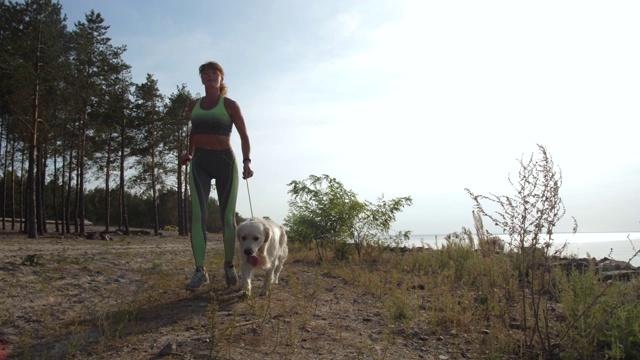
[70,10,127,233]
[131,74,165,235]
[164,85,192,235]
[1,0,68,237]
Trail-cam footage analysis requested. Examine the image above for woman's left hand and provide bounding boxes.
[243,163,254,179]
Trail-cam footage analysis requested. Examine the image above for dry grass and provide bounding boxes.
[1,228,638,359]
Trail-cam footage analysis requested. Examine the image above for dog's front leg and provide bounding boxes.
[260,266,275,296]
[241,265,253,296]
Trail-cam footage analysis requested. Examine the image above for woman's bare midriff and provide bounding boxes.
[192,134,232,150]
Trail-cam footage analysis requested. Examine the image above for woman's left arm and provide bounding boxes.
[226,98,253,179]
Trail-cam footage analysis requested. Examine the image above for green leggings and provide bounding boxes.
[189,148,239,268]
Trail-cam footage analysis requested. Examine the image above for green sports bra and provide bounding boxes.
[190,96,233,136]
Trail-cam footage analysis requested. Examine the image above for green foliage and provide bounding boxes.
[558,270,640,359]
[600,284,640,360]
[22,254,44,267]
[442,242,475,284]
[351,194,413,258]
[1,0,73,237]
[70,9,130,233]
[285,174,361,257]
[284,174,412,261]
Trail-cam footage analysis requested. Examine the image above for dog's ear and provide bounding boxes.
[264,225,270,243]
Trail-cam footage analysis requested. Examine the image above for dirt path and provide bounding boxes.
[0,229,450,360]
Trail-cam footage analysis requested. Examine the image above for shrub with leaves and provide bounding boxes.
[285,175,361,258]
[350,194,413,258]
[284,174,412,260]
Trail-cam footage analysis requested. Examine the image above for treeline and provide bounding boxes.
[0,0,204,237]
[0,179,240,235]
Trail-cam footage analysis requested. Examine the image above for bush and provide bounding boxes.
[284,174,411,261]
[466,144,572,357]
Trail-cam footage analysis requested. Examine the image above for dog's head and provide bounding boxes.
[236,219,270,257]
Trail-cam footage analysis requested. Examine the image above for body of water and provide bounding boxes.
[406,232,640,267]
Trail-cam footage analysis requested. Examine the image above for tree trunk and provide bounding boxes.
[104,137,111,232]
[36,141,45,235]
[26,141,37,238]
[151,122,159,236]
[11,138,17,230]
[74,153,80,233]
[2,132,8,231]
[26,77,39,238]
[65,146,73,234]
[78,108,87,234]
[53,154,59,233]
[119,105,129,235]
[183,164,190,235]
[26,23,46,239]
[177,120,188,236]
[60,144,67,235]
[20,148,26,233]
[40,140,48,234]
[177,144,184,236]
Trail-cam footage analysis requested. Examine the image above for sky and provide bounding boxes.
[59,0,640,235]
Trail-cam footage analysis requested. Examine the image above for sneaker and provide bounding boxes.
[224,264,238,287]
[186,268,209,291]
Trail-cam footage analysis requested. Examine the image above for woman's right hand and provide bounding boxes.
[179,154,192,166]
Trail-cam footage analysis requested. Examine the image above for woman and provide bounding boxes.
[181,61,254,291]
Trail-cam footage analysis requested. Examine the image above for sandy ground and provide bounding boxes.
[0,227,455,360]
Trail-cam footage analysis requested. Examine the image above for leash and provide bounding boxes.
[245,179,254,218]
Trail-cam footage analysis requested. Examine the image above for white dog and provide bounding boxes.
[236,218,288,296]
